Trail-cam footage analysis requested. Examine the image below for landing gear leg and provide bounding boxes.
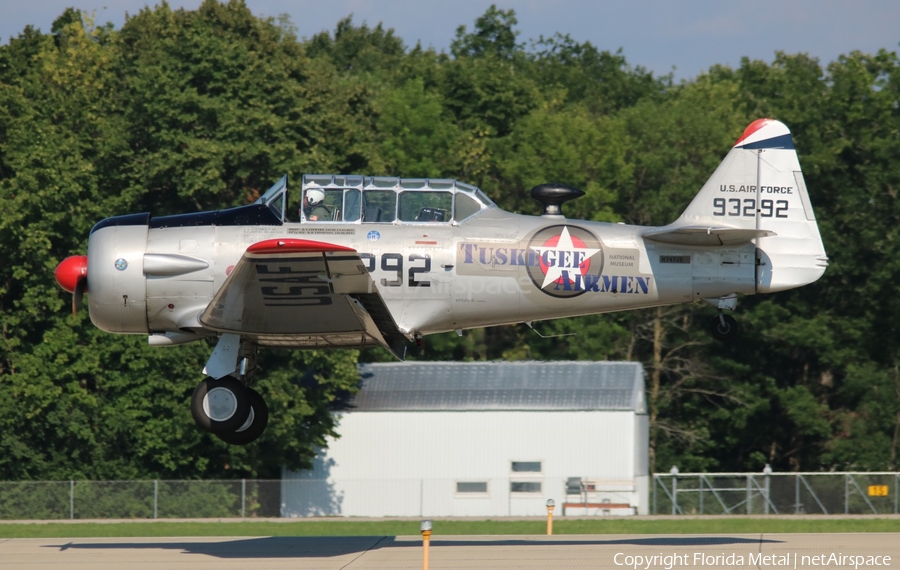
[235,341,259,383]
[705,294,739,342]
[710,312,738,341]
[193,336,270,444]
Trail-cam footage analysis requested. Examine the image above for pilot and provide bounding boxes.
[303,189,331,221]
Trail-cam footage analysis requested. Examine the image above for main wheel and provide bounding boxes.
[216,388,269,445]
[711,314,738,341]
[191,377,251,434]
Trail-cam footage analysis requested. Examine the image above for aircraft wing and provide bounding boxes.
[643,225,776,247]
[199,239,407,359]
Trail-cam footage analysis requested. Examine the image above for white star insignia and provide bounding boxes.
[530,227,600,289]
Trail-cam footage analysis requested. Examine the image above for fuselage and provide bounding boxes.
[84,198,757,345]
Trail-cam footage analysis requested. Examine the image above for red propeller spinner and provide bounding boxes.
[54,255,88,316]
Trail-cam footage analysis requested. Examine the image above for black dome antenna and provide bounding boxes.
[530,183,585,217]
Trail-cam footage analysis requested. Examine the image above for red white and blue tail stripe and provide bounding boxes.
[733,118,795,150]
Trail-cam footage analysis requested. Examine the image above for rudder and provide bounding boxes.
[677,119,827,293]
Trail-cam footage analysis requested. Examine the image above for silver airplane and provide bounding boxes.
[54,118,827,444]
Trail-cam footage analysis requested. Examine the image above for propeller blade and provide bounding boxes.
[73,277,86,317]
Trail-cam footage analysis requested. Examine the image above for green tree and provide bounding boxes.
[0,2,366,480]
[450,5,520,60]
[528,34,668,112]
[306,16,407,76]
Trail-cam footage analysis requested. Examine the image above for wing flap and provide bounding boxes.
[199,239,407,359]
[643,225,776,246]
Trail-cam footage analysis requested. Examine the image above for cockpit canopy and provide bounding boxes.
[256,174,495,224]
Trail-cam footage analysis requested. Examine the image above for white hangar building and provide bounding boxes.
[281,361,649,517]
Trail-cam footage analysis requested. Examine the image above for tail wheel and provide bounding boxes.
[711,314,738,341]
[191,377,251,434]
[216,387,268,445]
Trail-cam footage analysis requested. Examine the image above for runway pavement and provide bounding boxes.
[1,533,898,569]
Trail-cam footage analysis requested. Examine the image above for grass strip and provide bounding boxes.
[0,518,898,538]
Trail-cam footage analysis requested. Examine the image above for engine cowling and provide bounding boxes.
[86,213,150,333]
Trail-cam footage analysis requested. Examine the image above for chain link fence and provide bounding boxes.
[652,472,900,515]
[0,477,641,519]
[3,472,898,519]
[0,480,283,520]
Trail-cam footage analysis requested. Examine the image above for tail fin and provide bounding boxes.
[670,119,827,293]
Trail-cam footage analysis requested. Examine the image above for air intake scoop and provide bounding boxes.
[530,183,584,217]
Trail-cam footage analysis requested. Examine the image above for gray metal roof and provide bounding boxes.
[348,361,646,413]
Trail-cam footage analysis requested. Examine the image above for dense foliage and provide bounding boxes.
[1,1,898,479]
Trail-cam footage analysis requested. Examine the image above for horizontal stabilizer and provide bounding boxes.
[643,225,776,247]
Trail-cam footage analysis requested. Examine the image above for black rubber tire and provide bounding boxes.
[711,314,739,341]
[215,388,269,446]
[191,377,251,434]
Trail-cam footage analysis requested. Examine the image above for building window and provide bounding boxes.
[456,481,488,494]
[510,481,542,493]
[511,461,542,473]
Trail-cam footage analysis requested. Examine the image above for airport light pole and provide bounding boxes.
[421,519,432,570]
[546,499,555,535]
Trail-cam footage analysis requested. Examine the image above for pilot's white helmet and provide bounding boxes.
[307,189,325,206]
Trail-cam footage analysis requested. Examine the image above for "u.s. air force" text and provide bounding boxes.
[719,184,793,194]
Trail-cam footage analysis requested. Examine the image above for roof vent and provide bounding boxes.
[530,183,584,217]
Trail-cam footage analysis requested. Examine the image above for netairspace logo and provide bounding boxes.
[613,552,892,570]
